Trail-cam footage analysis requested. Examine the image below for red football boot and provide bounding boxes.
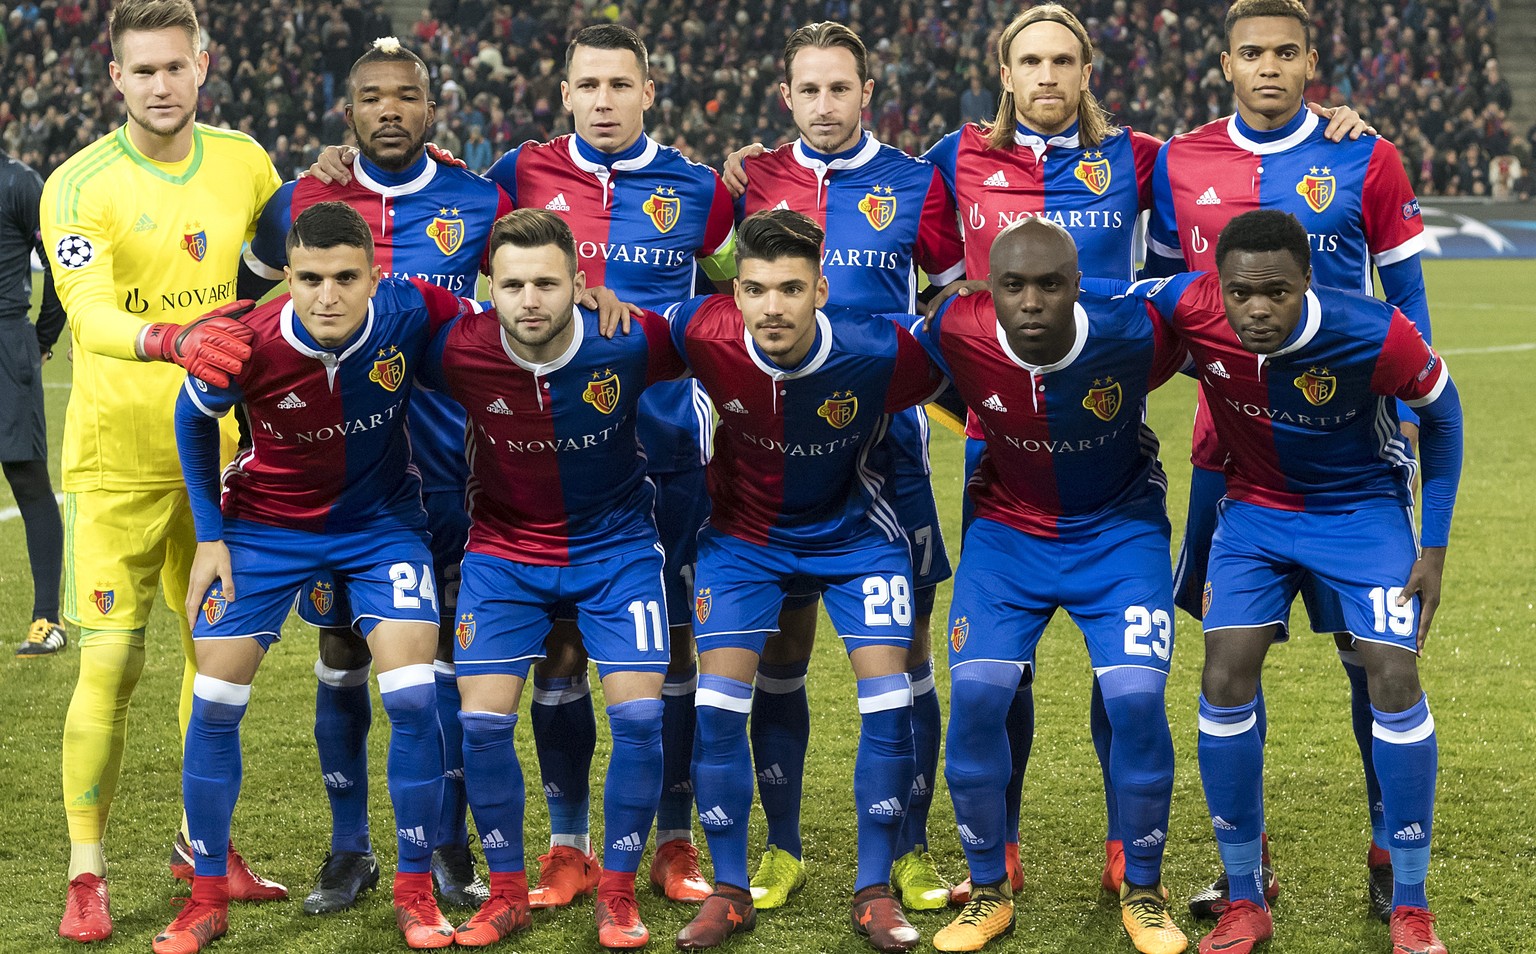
[59,872,112,943]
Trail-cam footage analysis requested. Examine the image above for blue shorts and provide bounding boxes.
[652,466,709,627]
[297,490,468,629]
[946,511,1175,676]
[194,518,439,650]
[1202,500,1421,651]
[693,527,914,654]
[453,546,671,679]
[1176,468,1346,634]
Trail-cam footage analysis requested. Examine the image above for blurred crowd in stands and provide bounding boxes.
[1,0,1530,199]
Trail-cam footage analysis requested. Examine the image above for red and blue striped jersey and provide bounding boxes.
[668,295,945,551]
[419,306,687,566]
[176,277,472,540]
[245,153,513,493]
[914,289,1185,539]
[487,134,736,473]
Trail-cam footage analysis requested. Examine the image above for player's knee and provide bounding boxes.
[608,698,664,752]
[192,674,252,725]
[377,663,437,715]
[2,458,54,502]
[1358,644,1423,712]
[318,626,371,670]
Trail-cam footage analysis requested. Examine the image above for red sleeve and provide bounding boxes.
[411,277,474,333]
[913,168,966,285]
[1144,301,1188,389]
[639,310,690,384]
[1370,310,1448,404]
[700,173,736,257]
[1130,130,1163,213]
[480,185,516,276]
[885,321,947,412]
[1361,138,1426,266]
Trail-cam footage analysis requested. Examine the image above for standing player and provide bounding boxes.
[671,210,944,953]
[722,21,966,911]
[40,0,284,940]
[243,37,511,914]
[1145,0,1432,920]
[915,218,1188,954]
[1125,210,1461,954]
[161,202,468,954]
[422,209,684,950]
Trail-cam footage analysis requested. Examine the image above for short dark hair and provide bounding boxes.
[783,21,868,86]
[487,209,578,276]
[287,201,375,260]
[348,37,431,99]
[1215,209,1311,273]
[109,0,200,61]
[735,209,824,268]
[1224,0,1312,46]
[565,23,648,78]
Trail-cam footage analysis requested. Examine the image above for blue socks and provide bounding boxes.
[853,674,914,892]
[314,660,372,855]
[656,666,698,840]
[945,663,1021,886]
[750,658,810,858]
[378,664,444,874]
[1098,668,1174,886]
[896,659,941,857]
[461,709,526,873]
[1089,676,1121,846]
[531,672,596,849]
[1372,694,1437,911]
[694,674,754,889]
[1197,693,1266,906]
[1340,650,1388,847]
[605,699,664,873]
[183,674,251,878]
[1003,677,1035,844]
[434,662,470,851]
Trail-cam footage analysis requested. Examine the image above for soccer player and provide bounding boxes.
[914,218,1187,954]
[1144,0,1433,920]
[160,201,469,954]
[671,210,943,953]
[1,146,67,656]
[39,0,284,940]
[722,21,966,910]
[420,208,683,950]
[243,37,512,914]
[1123,209,1461,954]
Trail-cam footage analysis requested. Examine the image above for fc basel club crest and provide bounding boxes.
[857,186,897,231]
[370,345,406,392]
[950,616,969,652]
[92,588,115,615]
[642,187,680,233]
[455,613,476,650]
[582,369,621,415]
[1294,367,1336,405]
[202,586,227,625]
[1074,152,1111,196]
[1296,168,1336,213]
[181,225,207,262]
[817,390,858,429]
[309,580,335,617]
[1202,581,1213,618]
[427,212,465,255]
[1082,377,1122,422]
[695,587,712,624]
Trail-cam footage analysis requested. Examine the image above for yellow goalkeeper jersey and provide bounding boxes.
[41,123,281,491]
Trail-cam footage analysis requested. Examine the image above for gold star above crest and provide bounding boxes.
[1309,166,1319,174]
[438,207,449,216]
[450,207,460,216]
[1321,167,1331,176]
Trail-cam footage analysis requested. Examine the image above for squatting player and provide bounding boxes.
[162,202,470,954]
[1125,210,1462,954]
[671,210,944,954]
[40,0,284,940]
[420,209,685,950]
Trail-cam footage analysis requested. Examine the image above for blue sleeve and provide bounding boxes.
[246,180,296,273]
[1378,255,1433,426]
[1082,276,1135,299]
[416,319,455,393]
[1412,376,1463,548]
[174,380,237,541]
[485,146,522,206]
[921,130,961,197]
[663,295,709,363]
[1145,144,1181,262]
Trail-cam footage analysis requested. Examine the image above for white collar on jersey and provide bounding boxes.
[994,301,1090,373]
[1014,127,1080,160]
[280,299,377,364]
[566,133,661,175]
[500,304,585,374]
[351,153,439,197]
[791,132,882,173]
[746,309,834,379]
[1226,108,1320,156]
[1258,289,1323,363]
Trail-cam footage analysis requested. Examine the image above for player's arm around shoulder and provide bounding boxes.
[883,312,949,411]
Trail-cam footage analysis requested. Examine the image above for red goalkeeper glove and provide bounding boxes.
[426,141,467,169]
[141,300,257,389]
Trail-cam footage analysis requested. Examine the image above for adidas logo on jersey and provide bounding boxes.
[545,193,571,212]
[1206,361,1230,379]
[486,397,514,415]
[983,170,1011,187]
[700,805,734,827]
[278,391,307,409]
[721,398,748,413]
[867,798,905,817]
[189,838,210,857]
[1394,822,1426,842]
[133,213,157,232]
[611,832,645,852]
[481,828,511,849]
[957,824,985,846]
[759,763,788,785]
[1211,815,1238,831]
[1133,828,1167,849]
[771,199,790,211]
[983,393,1008,412]
[910,774,930,798]
[322,771,354,789]
[1196,186,1221,206]
[398,825,430,847]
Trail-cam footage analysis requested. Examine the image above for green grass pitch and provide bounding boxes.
[0,259,1530,952]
